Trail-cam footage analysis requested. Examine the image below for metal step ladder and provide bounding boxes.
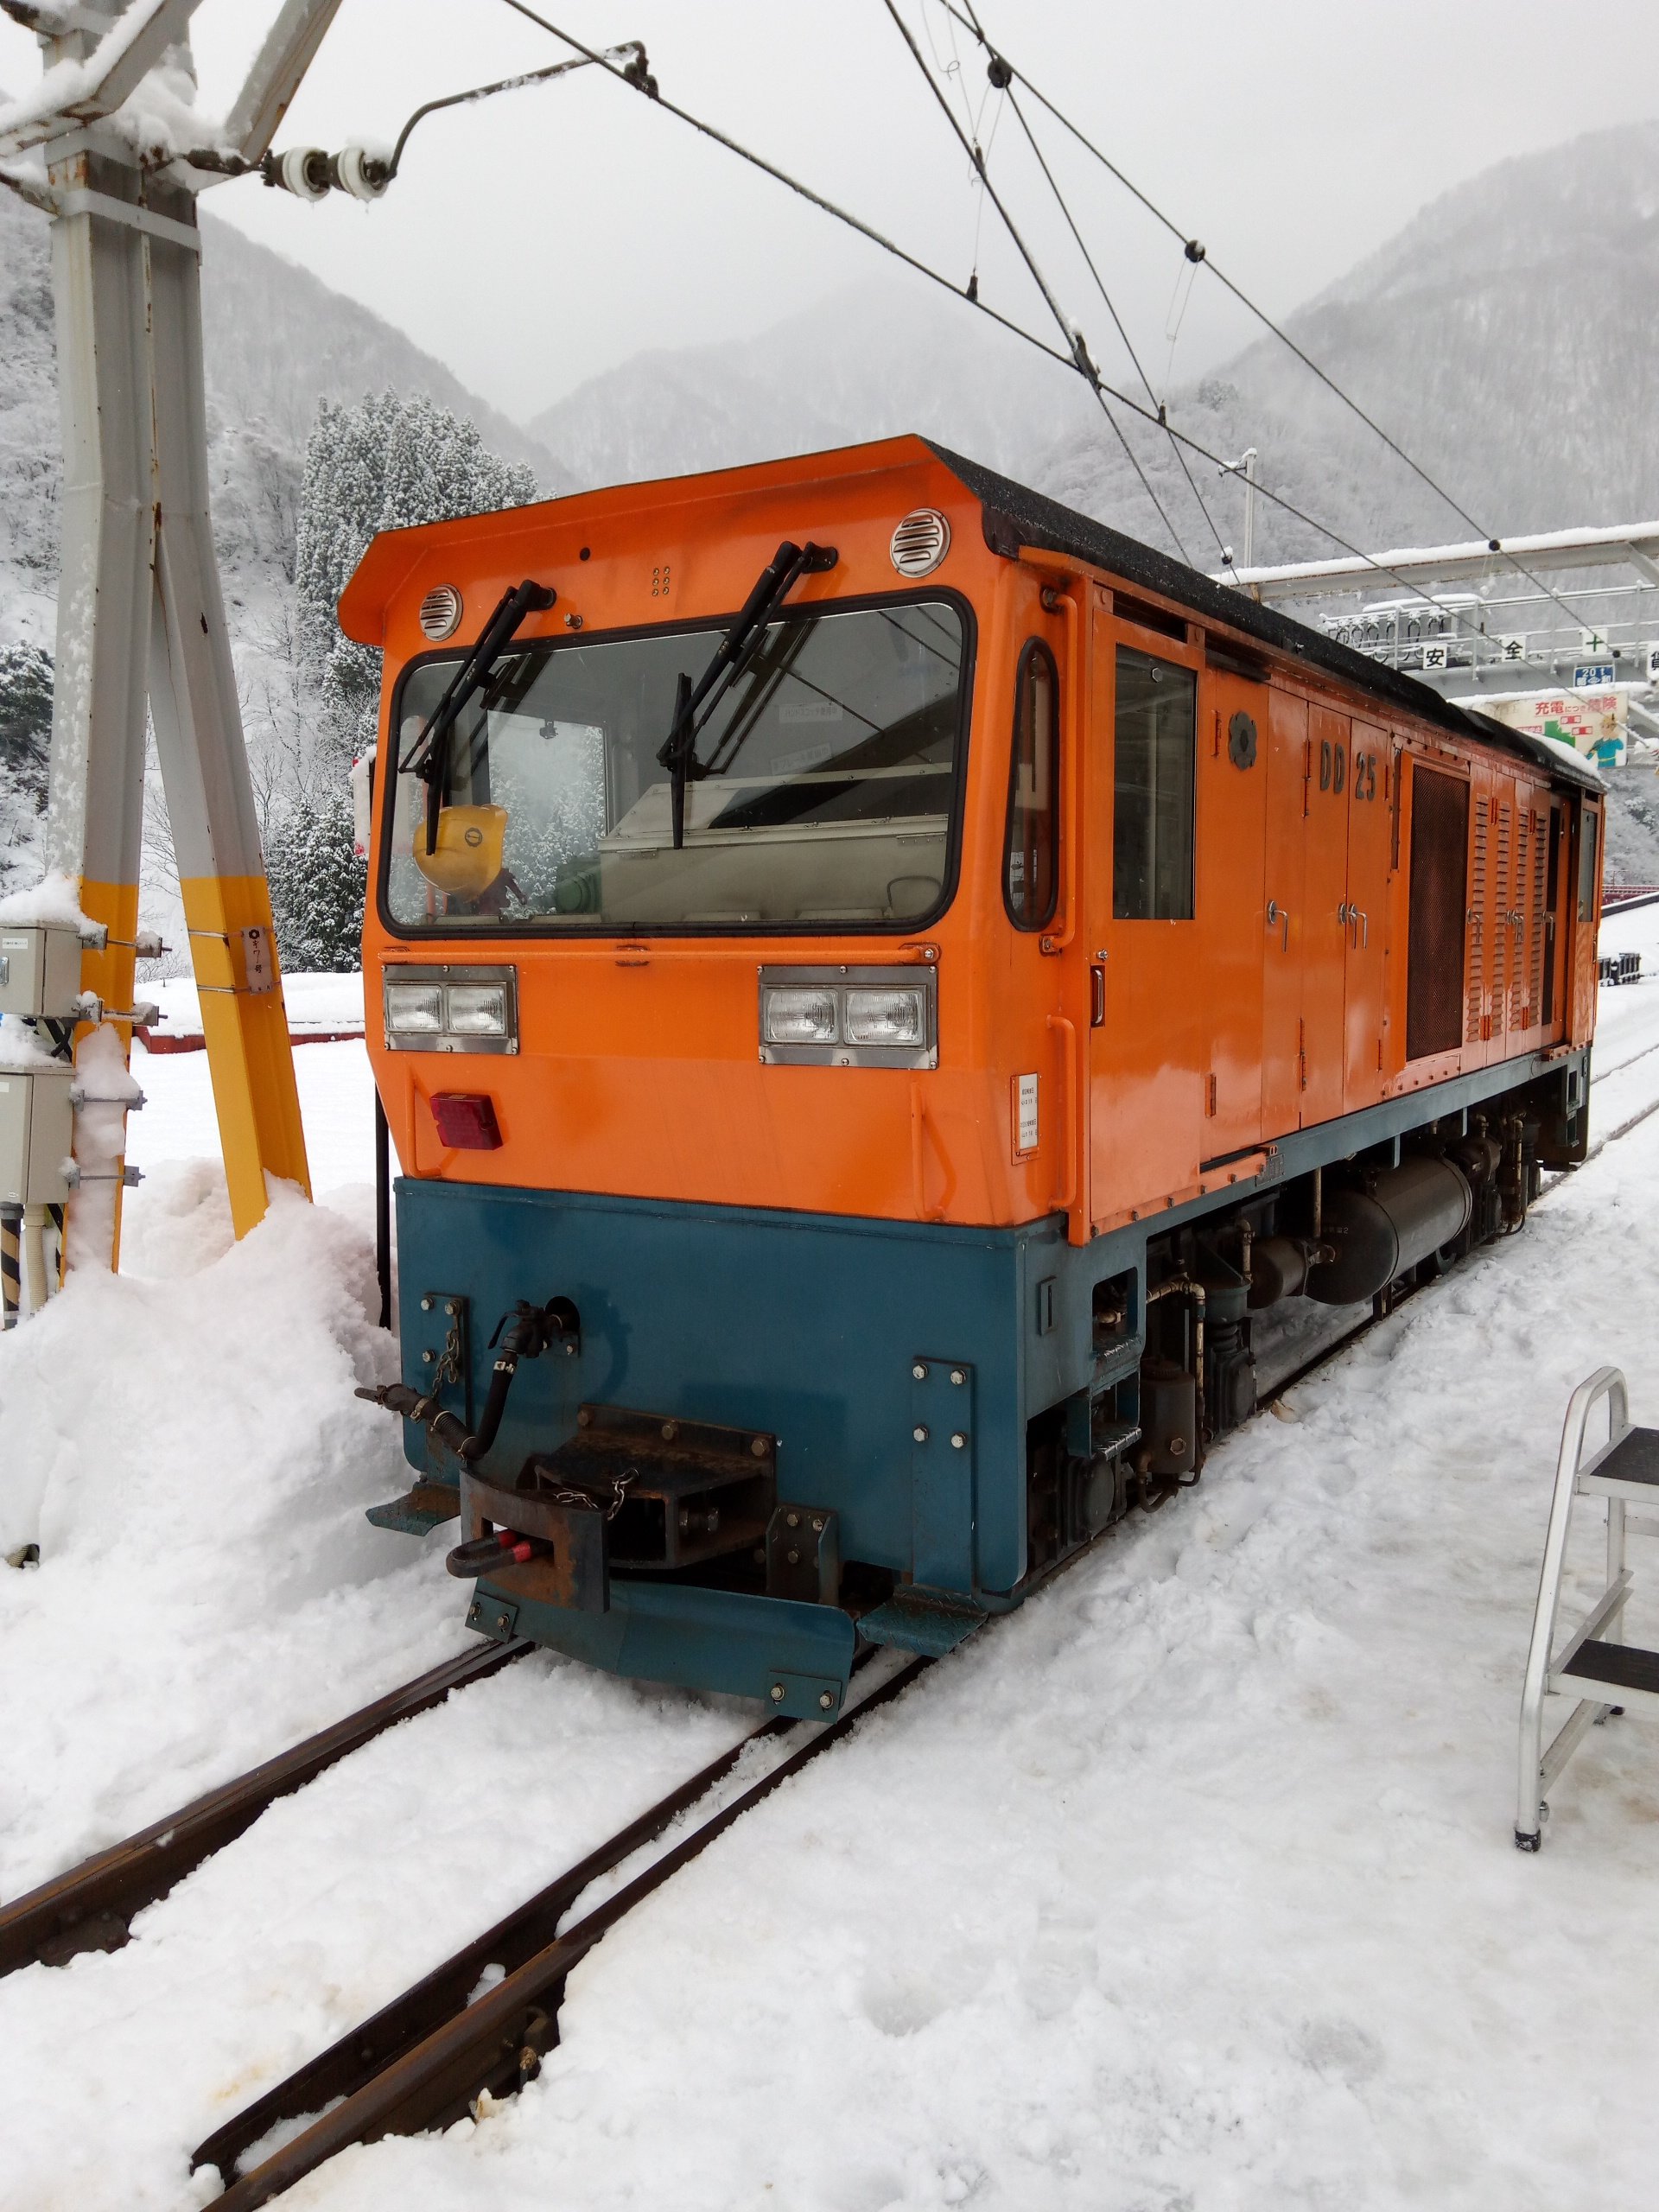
[1517,1367,1659,1849]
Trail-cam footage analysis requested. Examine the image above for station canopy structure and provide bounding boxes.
[1212,524,1659,757]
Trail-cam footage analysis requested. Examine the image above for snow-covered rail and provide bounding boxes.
[197,1653,931,2210]
[0,1639,530,1980]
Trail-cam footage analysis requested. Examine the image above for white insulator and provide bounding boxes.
[334,147,389,202]
[278,146,332,202]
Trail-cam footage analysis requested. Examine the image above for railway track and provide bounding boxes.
[196,1650,927,2209]
[9,1052,1659,2207]
[0,1637,530,1979]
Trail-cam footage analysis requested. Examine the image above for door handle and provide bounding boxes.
[1267,899,1290,950]
[1090,963,1105,1027]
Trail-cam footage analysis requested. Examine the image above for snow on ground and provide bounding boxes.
[127,1031,378,1261]
[145,970,367,1043]
[3,921,1659,2210]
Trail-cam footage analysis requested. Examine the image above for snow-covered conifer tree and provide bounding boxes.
[270,394,537,971]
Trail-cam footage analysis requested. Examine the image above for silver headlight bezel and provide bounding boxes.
[383,963,518,1054]
[758,964,937,1070]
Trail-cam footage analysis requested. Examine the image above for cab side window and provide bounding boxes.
[1003,639,1060,931]
[1114,645,1196,919]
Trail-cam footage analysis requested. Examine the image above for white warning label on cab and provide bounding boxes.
[1014,1071,1039,1156]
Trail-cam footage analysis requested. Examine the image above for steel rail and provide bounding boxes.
[190,1702,798,2183]
[0,1639,531,1980]
[195,1058,1641,2205]
[200,1654,931,2210]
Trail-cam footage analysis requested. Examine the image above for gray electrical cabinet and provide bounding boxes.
[0,1066,75,1206]
[0,925,85,1020]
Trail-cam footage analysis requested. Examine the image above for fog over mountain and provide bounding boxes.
[4,112,1659,894]
[537,119,1659,573]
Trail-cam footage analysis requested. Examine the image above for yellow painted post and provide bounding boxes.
[182,876,310,1231]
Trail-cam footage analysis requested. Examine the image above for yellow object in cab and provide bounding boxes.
[411,804,507,898]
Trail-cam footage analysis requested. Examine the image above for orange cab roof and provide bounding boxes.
[337,431,1599,795]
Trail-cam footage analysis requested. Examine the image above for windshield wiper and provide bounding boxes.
[399,578,556,852]
[657,538,836,848]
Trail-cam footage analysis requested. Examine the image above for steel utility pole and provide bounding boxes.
[1218,446,1258,575]
[0,0,346,1261]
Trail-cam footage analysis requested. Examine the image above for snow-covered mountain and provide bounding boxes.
[525,269,1087,493]
[1041,118,1659,565]
[0,186,565,659]
[6,115,1659,893]
[532,118,1659,569]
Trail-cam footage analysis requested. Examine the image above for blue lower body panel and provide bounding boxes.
[385,1042,1583,1706]
[468,1576,857,1719]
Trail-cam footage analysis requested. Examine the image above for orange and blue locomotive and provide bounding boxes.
[346,436,1601,1715]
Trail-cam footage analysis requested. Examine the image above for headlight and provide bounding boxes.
[385,980,443,1033]
[844,987,925,1046]
[444,982,508,1036]
[383,965,518,1054]
[757,965,936,1070]
[762,987,839,1045]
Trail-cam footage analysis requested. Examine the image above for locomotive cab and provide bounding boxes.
[345,435,1600,1713]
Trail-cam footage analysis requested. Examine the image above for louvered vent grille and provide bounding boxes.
[1528,810,1548,1025]
[1492,800,1512,1035]
[1467,796,1488,1044]
[1510,810,1529,1033]
[418,585,463,640]
[890,509,950,577]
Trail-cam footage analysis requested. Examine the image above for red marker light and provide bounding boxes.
[429,1093,502,1150]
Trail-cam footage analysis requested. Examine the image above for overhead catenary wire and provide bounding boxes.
[996,73,1231,567]
[489,0,1519,637]
[928,0,1597,633]
[880,0,1197,563]
[953,0,1235,565]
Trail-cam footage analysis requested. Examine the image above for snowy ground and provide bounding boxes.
[4,918,1659,2210]
[144,971,367,1046]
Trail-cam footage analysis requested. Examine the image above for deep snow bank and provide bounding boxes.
[0,1185,456,1903]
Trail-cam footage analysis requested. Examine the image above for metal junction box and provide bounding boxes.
[0,925,84,1020]
[0,1066,75,1206]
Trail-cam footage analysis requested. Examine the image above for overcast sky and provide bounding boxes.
[4,1,1658,430]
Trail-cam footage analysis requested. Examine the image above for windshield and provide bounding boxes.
[384,596,969,934]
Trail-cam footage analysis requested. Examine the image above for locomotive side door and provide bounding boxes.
[1342,715,1391,1110]
[1088,601,1205,1225]
[1197,660,1268,1159]
[1262,689,1308,1136]
[1300,704,1350,1125]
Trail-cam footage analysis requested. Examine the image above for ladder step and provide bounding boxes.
[1580,1426,1659,1501]
[1554,1637,1659,1709]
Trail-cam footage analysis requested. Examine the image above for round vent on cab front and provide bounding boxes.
[890,509,950,578]
[418,585,463,640]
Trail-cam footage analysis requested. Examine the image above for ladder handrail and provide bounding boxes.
[1516,1365,1629,1845]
